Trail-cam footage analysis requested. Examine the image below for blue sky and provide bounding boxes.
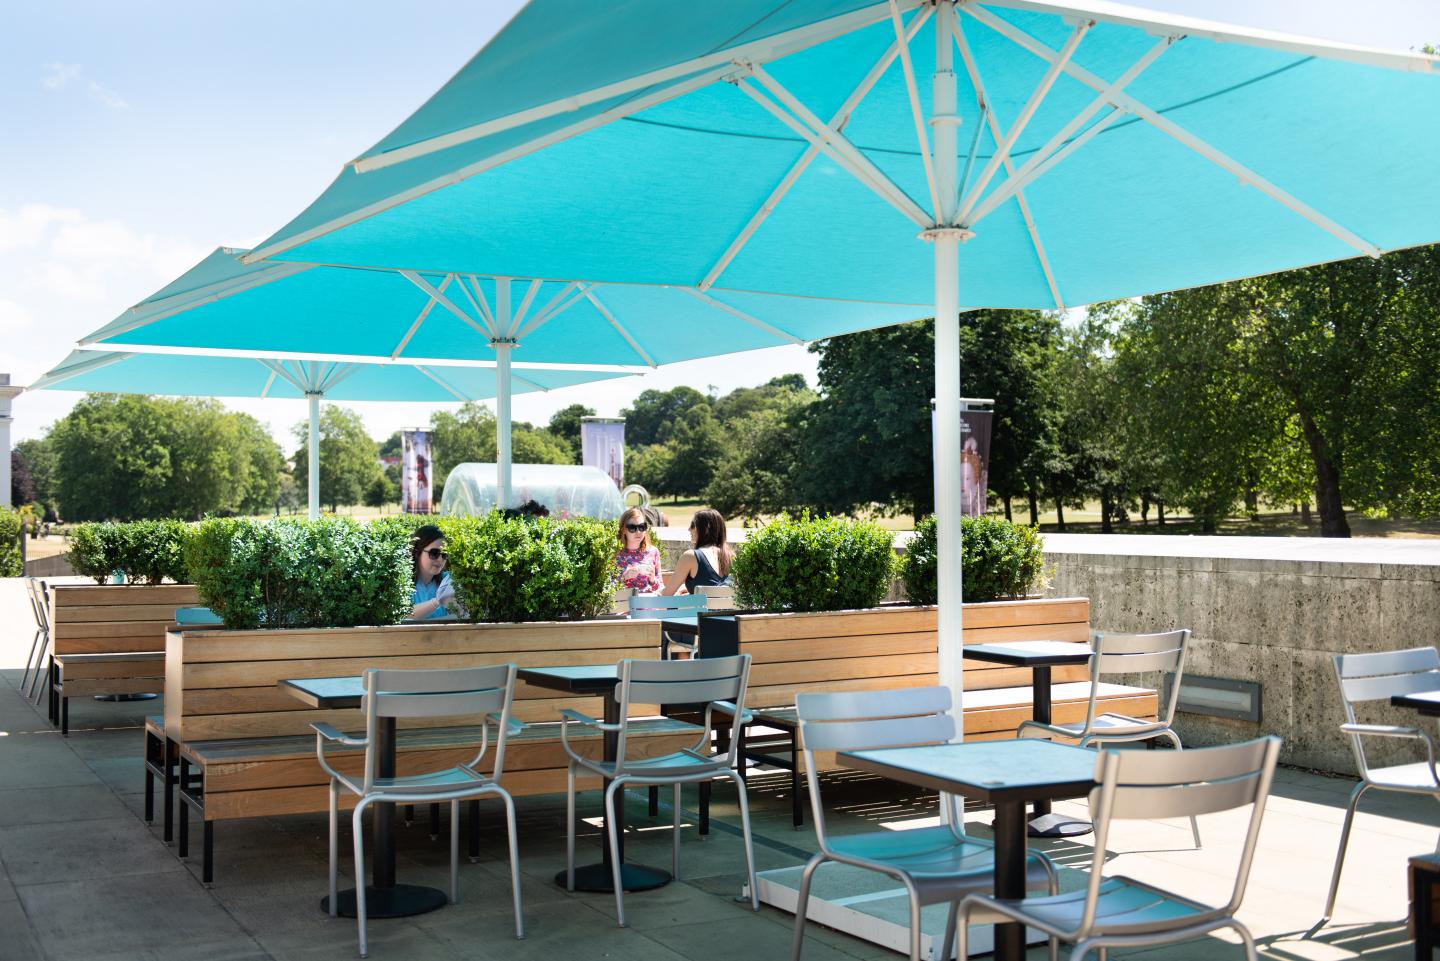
[3,0,1437,449]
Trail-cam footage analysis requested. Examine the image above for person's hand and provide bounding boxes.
[436,579,457,608]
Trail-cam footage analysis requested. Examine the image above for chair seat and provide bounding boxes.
[829,826,1051,904]
[1366,761,1440,793]
[336,764,495,798]
[1037,713,1160,738]
[988,875,1213,936]
[575,748,727,780]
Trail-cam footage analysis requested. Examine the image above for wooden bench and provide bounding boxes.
[695,598,1159,825]
[155,618,699,882]
[47,583,199,734]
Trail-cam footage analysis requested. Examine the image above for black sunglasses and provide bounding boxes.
[424,547,447,561]
[625,523,648,533]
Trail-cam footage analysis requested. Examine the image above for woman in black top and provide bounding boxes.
[662,509,733,595]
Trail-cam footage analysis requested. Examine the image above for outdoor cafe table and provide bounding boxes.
[839,739,1098,961]
[962,640,1094,838]
[279,676,449,919]
[515,664,672,893]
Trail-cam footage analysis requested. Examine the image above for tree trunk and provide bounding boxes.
[1244,489,1259,522]
[1297,410,1351,537]
[1140,496,1150,525]
[1100,493,1113,534]
[1027,490,1039,527]
[1158,503,1166,525]
[1055,499,1066,532]
[1301,501,1312,524]
[1003,496,1012,522]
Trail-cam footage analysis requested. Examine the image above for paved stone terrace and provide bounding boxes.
[0,582,1431,960]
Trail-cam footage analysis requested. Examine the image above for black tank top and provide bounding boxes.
[685,547,730,593]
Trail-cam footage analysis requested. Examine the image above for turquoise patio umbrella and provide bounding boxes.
[81,247,927,509]
[32,347,632,519]
[235,0,1440,720]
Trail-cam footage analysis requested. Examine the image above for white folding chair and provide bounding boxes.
[1322,646,1440,923]
[630,591,707,657]
[793,687,1059,961]
[313,665,524,958]
[956,737,1281,961]
[1019,628,1200,846]
[696,584,736,610]
[560,654,757,927]
[23,579,53,704]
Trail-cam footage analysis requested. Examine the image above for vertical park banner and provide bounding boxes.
[931,404,994,516]
[402,429,434,514]
[581,417,626,490]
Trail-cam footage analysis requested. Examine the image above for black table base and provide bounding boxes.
[555,863,672,893]
[322,883,449,919]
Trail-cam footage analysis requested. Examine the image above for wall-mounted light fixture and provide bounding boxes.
[1164,673,1263,723]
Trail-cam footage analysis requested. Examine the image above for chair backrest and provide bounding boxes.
[628,592,707,619]
[360,664,517,791]
[1082,737,1280,932]
[795,687,956,848]
[614,654,750,772]
[1332,647,1440,776]
[1087,628,1190,729]
[696,585,736,610]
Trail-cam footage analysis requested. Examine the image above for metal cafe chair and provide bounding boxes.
[1018,628,1200,846]
[956,737,1281,961]
[313,665,524,958]
[792,687,1059,961]
[560,654,757,927]
[21,578,52,702]
[1323,646,1440,924]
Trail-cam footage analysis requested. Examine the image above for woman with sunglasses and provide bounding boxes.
[662,509,732,595]
[408,524,457,619]
[614,507,662,593]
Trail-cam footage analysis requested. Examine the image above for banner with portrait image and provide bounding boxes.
[401,429,434,514]
[581,417,626,490]
[931,406,994,516]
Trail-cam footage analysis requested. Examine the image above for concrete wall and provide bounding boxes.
[1045,534,1440,774]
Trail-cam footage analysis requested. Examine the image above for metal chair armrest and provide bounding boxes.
[312,722,367,747]
[1341,722,1438,778]
[559,710,620,769]
[487,713,524,738]
[559,709,620,732]
[709,700,755,726]
[1016,718,1071,740]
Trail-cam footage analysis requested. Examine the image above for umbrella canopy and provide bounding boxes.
[80,246,926,509]
[33,348,632,518]
[230,0,1440,761]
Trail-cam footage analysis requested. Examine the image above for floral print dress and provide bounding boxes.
[615,545,662,593]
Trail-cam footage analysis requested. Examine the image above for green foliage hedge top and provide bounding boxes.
[901,515,1047,604]
[185,517,412,630]
[68,520,190,585]
[0,508,22,578]
[443,512,617,623]
[732,512,897,613]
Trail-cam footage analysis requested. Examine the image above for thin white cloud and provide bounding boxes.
[41,62,80,90]
[0,204,83,252]
[86,81,128,110]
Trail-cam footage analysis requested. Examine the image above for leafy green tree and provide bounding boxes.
[292,405,382,512]
[660,405,727,498]
[627,444,675,498]
[704,396,809,520]
[11,450,35,507]
[547,404,595,463]
[428,402,572,496]
[51,394,176,520]
[621,386,708,446]
[14,438,57,514]
[364,472,399,510]
[232,414,284,515]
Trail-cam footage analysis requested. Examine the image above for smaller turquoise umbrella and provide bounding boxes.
[32,348,631,519]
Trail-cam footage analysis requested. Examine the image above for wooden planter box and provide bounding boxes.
[51,583,200,655]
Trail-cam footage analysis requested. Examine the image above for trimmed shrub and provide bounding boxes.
[68,522,130,584]
[731,512,896,613]
[901,514,1047,604]
[444,512,617,623]
[0,508,22,577]
[68,520,191,585]
[367,514,444,554]
[186,517,412,630]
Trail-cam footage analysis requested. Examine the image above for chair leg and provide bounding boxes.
[1232,919,1258,961]
[907,891,923,961]
[940,901,958,961]
[353,801,370,959]
[449,799,460,904]
[501,790,525,939]
[672,783,682,879]
[1162,729,1202,847]
[729,771,758,912]
[956,900,970,961]
[1323,780,1371,922]
[791,738,804,828]
[604,780,627,927]
[329,779,339,917]
[1069,939,1096,961]
[565,763,577,891]
[790,854,825,961]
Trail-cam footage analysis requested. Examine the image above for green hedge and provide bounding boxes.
[732,512,896,613]
[900,515,1047,604]
[367,514,444,554]
[444,512,616,623]
[67,520,190,585]
[186,517,412,629]
[0,508,21,578]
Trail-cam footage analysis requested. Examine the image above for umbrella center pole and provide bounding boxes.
[306,392,321,520]
[491,339,515,510]
[929,0,967,733]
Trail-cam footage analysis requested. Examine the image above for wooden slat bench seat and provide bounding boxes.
[695,599,1160,826]
[50,651,165,735]
[45,583,198,734]
[154,617,693,882]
